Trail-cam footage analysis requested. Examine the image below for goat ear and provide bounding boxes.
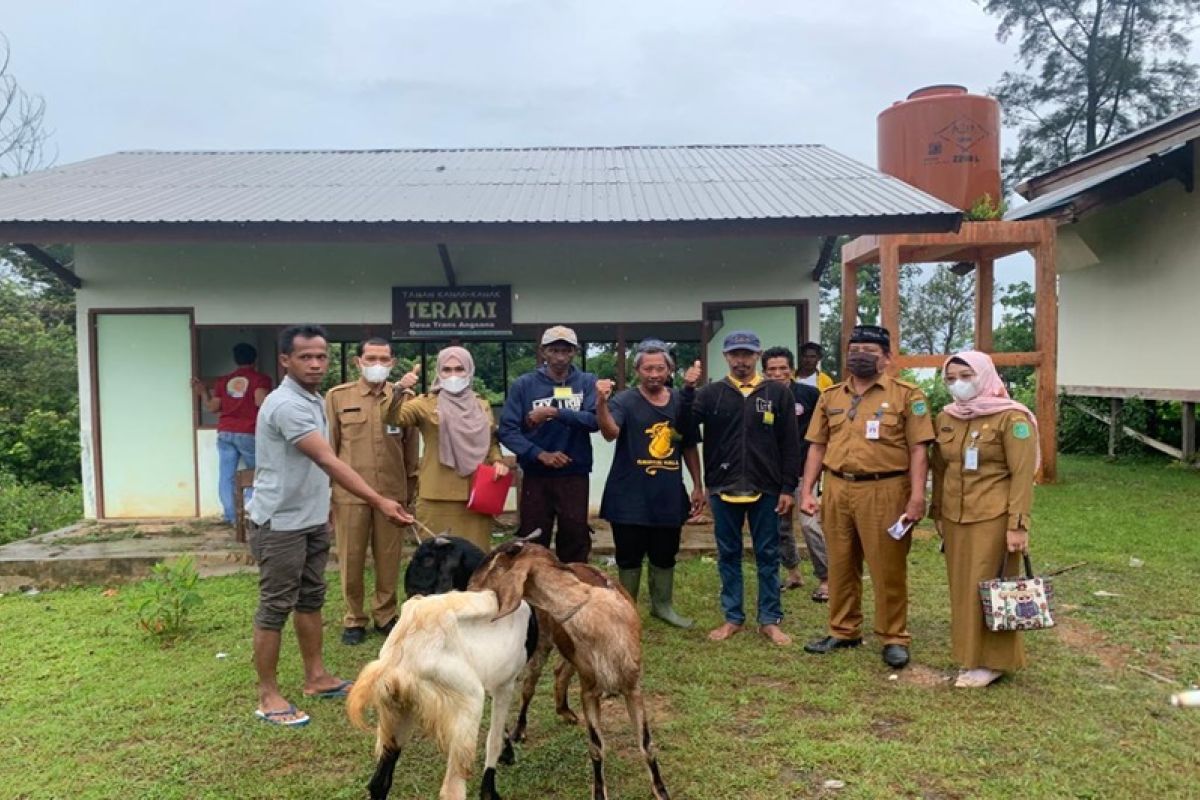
[491,558,532,621]
[516,529,541,543]
[434,535,450,546]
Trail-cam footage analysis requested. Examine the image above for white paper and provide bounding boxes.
[887,516,914,540]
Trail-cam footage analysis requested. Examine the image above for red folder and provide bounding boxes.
[467,463,514,516]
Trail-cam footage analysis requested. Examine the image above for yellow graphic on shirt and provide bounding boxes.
[646,422,676,459]
[638,422,681,475]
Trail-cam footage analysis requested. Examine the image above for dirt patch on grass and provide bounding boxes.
[894,664,951,687]
[1054,616,1130,671]
[868,715,911,740]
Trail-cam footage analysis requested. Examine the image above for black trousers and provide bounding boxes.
[518,473,591,563]
[611,523,682,570]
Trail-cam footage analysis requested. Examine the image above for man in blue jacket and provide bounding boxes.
[499,325,598,563]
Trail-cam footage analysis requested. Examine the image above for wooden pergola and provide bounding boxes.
[841,219,1059,482]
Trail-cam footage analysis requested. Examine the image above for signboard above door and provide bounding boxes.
[392,285,513,338]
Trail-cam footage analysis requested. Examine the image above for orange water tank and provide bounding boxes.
[878,85,1001,211]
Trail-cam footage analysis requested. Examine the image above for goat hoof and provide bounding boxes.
[557,709,579,725]
[509,727,526,743]
[498,740,516,766]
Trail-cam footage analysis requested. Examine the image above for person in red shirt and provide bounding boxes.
[192,343,274,524]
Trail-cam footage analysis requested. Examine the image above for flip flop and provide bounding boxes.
[255,704,310,727]
[810,587,829,603]
[304,679,353,699]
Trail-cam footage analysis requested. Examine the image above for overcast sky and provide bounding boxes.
[5,0,1022,167]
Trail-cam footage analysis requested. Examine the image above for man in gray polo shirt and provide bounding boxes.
[247,324,413,727]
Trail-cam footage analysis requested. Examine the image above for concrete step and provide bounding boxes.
[0,515,766,591]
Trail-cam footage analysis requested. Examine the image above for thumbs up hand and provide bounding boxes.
[396,361,422,391]
[684,360,703,388]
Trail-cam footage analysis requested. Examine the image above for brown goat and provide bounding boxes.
[469,541,670,800]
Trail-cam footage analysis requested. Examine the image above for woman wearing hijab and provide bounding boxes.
[929,351,1039,688]
[385,346,508,551]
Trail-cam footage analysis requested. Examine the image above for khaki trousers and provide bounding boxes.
[417,498,494,552]
[333,503,403,629]
[822,474,912,645]
[943,516,1027,671]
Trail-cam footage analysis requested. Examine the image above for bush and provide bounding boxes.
[0,408,80,486]
[0,471,83,545]
[130,557,203,643]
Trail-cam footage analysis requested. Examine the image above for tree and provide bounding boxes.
[993,280,1036,384]
[1,33,51,177]
[900,265,976,354]
[982,0,1200,186]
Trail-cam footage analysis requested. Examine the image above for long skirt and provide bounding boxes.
[417,498,494,552]
[943,515,1027,672]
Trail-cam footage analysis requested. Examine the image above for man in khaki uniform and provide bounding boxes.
[326,337,417,646]
[800,325,934,669]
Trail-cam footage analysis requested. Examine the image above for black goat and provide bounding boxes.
[404,534,487,597]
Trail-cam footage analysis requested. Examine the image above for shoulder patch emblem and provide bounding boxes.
[911,400,928,416]
[1012,421,1032,439]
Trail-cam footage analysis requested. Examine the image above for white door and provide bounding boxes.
[95,312,197,517]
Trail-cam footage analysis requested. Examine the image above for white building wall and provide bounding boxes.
[74,236,821,518]
[1057,142,1200,394]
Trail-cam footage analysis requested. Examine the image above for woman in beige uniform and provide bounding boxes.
[386,346,508,551]
[930,350,1038,688]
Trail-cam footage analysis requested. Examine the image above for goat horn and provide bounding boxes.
[516,529,542,543]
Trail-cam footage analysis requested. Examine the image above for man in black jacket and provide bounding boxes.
[682,330,800,645]
[763,346,829,602]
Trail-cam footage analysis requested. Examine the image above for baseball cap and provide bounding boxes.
[540,325,579,347]
[721,330,762,353]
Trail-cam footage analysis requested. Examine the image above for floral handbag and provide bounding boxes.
[978,552,1055,632]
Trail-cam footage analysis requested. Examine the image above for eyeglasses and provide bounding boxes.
[847,394,864,422]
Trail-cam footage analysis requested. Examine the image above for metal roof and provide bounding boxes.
[1016,103,1200,199]
[0,146,959,227]
[1007,142,1191,221]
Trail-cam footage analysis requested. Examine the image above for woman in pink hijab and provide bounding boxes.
[385,346,509,551]
[929,350,1039,688]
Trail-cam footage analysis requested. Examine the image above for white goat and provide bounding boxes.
[347,589,532,800]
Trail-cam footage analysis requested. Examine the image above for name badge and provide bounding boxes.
[964,447,979,471]
[763,411,775,425]
[865,419,880,440]
[386,425,402,436]
[553,386,573,400]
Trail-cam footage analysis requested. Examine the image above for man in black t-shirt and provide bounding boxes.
[597,340,703,628]
[763,346,829,603]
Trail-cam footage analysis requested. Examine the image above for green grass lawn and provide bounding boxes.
[1,455,1197,799]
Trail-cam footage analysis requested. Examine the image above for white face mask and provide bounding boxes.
[440,375,470,395]
[949,378,981,402]
[362,363,392,384]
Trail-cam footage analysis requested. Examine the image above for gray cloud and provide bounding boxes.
[5,0,1024,165]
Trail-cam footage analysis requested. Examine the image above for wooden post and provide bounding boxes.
[880,240,901,352]
[1183,402,1197,463]
[974,256,994,352]
[841,254,858,366]
[1108,397,1123,458]
[1033,222,1058,482]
